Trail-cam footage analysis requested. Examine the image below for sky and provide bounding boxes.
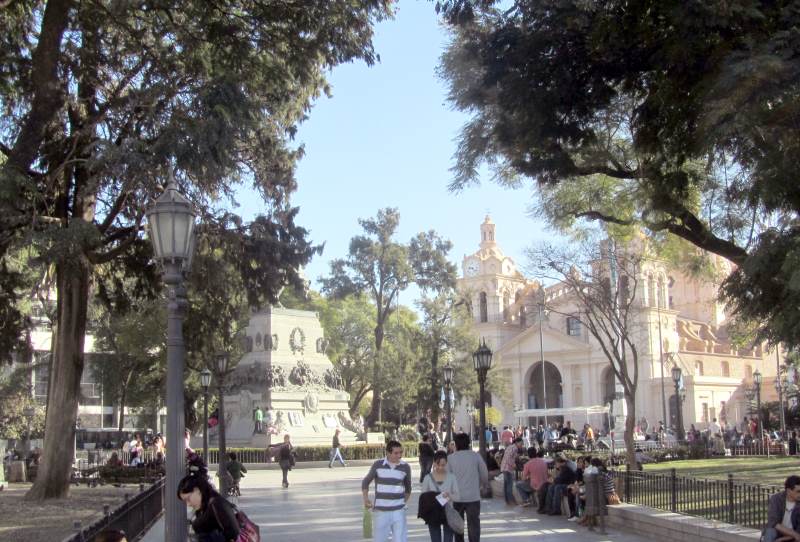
[235,1,553,302]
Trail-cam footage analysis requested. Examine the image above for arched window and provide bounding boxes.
[479,292,488,323]
[721,361,730,377]
[695,360,704,376]
[503,292,510,321]
[647,273,656,307]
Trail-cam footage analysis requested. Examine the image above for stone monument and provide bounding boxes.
[215,306,363,447]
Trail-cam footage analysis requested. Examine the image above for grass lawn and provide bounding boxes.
[643,456,800,487]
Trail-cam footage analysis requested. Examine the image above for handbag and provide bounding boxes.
[234,508,261,542]
[444,502,465,535]
[606,492,621,505]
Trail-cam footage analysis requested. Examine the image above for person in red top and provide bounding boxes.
[515,447,549,506]
[500,426,514,447]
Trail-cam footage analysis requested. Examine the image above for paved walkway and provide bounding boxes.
[143,464,648,541]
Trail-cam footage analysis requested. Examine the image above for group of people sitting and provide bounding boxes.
[490,440,619,525]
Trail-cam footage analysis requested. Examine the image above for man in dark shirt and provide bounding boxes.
[328,428,346,468]
[418,434,435,483]
[540,457,577,515]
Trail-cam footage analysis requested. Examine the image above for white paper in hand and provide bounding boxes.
[436,493,449,507]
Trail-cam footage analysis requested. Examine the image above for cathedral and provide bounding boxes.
[456,216,782,432]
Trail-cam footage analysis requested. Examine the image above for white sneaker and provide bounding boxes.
[567,516,579,522]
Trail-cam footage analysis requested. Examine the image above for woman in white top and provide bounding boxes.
[421,450,460,542]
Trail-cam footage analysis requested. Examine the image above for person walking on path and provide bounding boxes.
[329,428,347,468]
[419,434,436,483]
[225,452,247,497]
[500,438,524,505]
[419,450,460,542]
[270,434,295,489]
[362,440,412,542]
[447,432,488,542]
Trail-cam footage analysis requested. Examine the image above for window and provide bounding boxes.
[479,292,488,323]
[657,276,666,309]
[695,361,704,376]
[721,361,730,377]
[567,316,581,336]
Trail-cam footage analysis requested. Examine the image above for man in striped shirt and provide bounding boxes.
[362,440,412,542]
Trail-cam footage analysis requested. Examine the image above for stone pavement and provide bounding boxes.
[143,463,648,541]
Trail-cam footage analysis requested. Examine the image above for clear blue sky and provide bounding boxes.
[236,1,553,300]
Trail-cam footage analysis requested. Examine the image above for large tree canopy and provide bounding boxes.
[438,0,800,345]
[0,0,391,500]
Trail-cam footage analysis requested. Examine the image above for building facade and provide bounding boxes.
[457,216,782,432]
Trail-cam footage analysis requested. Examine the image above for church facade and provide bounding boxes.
[457,216,782,432]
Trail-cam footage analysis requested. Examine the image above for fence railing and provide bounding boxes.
[612,467,777,530]
[64,478,165,542]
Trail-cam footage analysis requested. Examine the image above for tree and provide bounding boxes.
[321,210,457,427]
[528,238,646,467]
[438,0,800,345]
[92,297,166,437]
[1,1,392,500]
[0,365,46,441]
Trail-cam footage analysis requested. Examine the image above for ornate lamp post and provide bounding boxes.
[215,352,230,495]
[146,176,196,542]
[472,339,493,461]
[23,406,35,458]
[671,366,684,443]
[754,370,763,440]
[200,368,212,462]
[442,361,454,446]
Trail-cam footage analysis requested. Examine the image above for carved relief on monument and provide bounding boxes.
[289,360,322,387]
[289,327,306,354]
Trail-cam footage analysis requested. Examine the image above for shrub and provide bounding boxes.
[206,442,420,463]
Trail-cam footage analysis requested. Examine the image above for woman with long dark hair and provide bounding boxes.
[177,472,240,542]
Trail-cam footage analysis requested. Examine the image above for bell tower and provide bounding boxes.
[480,215,496,248]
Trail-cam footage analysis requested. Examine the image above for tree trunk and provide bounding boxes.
[624,393,637,469]
[25,259,91,500]
[430,349,440,430]
[366,324,385,428]
[117,371,132,438]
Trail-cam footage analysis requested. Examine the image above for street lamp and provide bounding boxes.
[442,361,454,446]
[671,366,684,443]
[215,352,230,495]
[22,406,35,458]
[754,370,763,441]
[200,368,212,463]
[472,339,493,461]
[146,174,196,542]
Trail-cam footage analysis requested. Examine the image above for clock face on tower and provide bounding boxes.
[466,259,480,277]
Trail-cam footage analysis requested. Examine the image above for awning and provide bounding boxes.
[513,405,610,417]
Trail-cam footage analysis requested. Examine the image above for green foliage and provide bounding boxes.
[438,0,800,346]
[0,366,45,440]
[484,406,502,427]
[212,443,420,462]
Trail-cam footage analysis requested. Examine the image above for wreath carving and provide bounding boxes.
[289,327,305,354]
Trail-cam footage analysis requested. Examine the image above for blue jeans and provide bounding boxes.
[428,522,454,542]
[515,480,533,502]
[546,484,567,514]
[329,447,345,467]
[503,471,514,504]
[373,508,407,542]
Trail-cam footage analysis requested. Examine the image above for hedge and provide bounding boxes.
[207,441,420,463]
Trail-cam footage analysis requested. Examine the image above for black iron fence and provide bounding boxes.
[612,467,777,530]
[64,478,165,542]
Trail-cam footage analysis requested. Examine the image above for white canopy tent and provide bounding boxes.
[513,405,611,427]
[513,405,610,418]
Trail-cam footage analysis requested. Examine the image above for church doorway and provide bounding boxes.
[526,361,563,425]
